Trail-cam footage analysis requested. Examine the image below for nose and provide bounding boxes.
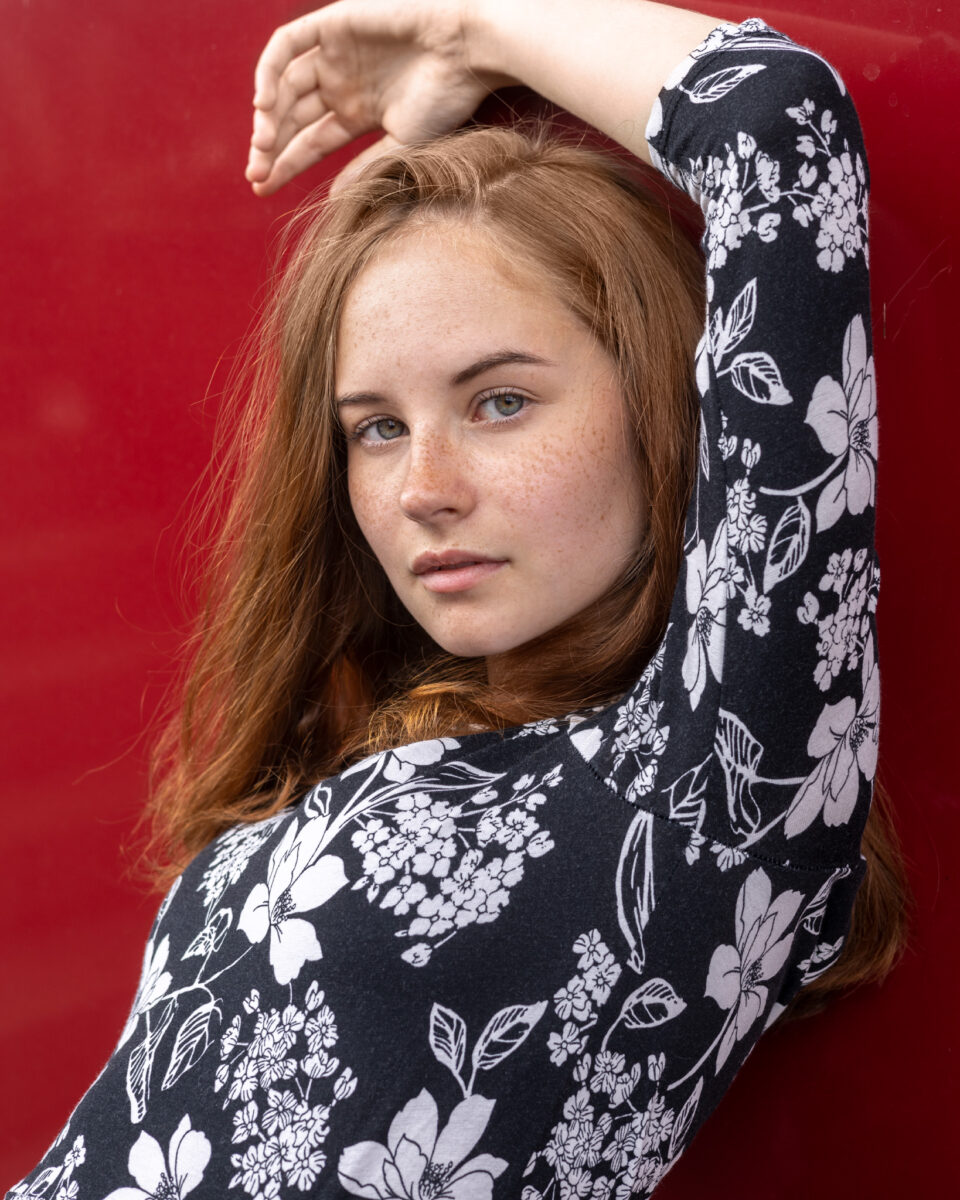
[399,432,476,525]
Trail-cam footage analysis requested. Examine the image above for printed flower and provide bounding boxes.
[572,930,606,969]
[553,977,592,1023]
[589,1051,627,1096]
[263,1089,298,1135]
[705,150,752,270]
[785,635,879,837]
[562,1088,595,1125]
[117,935,172,1049]
[630,1093,675,1153]
[228,1057,260,1103]
[820,548,852,595]
[736,585,771,636]
[809,150,867,272]
[103,1115,211,1200]
[548,1022,588,1067]
[238,817,348,986]
[496,809,538,851]
[383,738,461,783]
[583,956,621,1005]
[338,1089,507,1199]
[232,1101,259,1145]
[805,314,877,531]
[305,1004,338,1053]
[602,1123,637,1173]
[705,867,804,1070]
[335,1067,359,1101]
[682,522,728,710]
[379,874,429,916]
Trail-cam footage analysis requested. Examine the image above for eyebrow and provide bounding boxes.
[335,349,556,408]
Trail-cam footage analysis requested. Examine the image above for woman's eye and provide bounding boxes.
[355,417,406,444]
[479,391,526,420]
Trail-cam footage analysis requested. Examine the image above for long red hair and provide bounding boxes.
[146,124,910,1022]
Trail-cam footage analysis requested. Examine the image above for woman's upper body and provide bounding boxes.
[9,3,878,1198]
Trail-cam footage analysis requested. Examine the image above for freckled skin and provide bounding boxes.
[336,223,646,671]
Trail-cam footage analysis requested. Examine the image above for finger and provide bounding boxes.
[272,93,329,160]
[251,48,327,151]
[250,111,370,196]
[253,12,327,110]
[329,134,402,198]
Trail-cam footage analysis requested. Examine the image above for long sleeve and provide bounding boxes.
[643,17,877,872]
[8,21,877,1200]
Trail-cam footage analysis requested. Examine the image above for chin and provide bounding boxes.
[425,623,538,661]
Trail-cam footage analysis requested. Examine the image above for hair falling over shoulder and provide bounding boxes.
[143,124,910,1024]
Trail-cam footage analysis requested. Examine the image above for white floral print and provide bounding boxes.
[682,521,728,709]
[237,817,349,986]
[117,935,173,1051]
[704,868,804,1070]
[103,1116,211,1200]
[785,635,880,837]
[220,979,357,1196]
[337,1090,508,1199]
[805,314,877,529]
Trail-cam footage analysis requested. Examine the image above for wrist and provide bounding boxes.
[461,0,525,88]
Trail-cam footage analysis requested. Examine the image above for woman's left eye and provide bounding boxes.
[477,391,527,421]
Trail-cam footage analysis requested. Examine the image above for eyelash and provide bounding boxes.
[346,388,531,446]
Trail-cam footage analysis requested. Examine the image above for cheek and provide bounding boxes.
[497,424,643,562]
[347,465,395,558]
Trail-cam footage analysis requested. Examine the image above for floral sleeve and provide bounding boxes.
[582,18,878,876]
[7,21,879,1200]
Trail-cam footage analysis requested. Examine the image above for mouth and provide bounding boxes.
[412,551,507,594]
[412,551,505,575]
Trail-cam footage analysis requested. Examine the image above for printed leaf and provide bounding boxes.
[618,978,686,1030]
[182,907,233,960]
[429,1003,467,1079]
[715,710,763,835]
[617,809,656,976]
[663,759,710,830]
[30,1169,61,1192]
[125,997,175,1124]
[668,1076,704,1160]
[763,498,811,592]
[472,1002,547,1073]
[434,762,504,787]
[708,306,724,360]
[799,865,847,935]
[728,352,793,405]
[684,64,766,104]
[722,278,758,356]
[698,420,710,482]
[162,999,220,1091]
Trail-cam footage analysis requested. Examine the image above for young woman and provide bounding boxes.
[10,1,907,1196]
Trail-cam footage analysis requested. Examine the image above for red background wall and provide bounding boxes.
[1,0,956,1191]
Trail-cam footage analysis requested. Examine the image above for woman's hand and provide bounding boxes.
[246,0,721,195]
[246,0,507,196]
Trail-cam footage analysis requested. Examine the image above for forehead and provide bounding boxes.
[335,222,591,383]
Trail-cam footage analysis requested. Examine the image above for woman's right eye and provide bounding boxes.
[352,417,407,445]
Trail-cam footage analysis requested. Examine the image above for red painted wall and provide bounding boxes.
[2,0,956,1191]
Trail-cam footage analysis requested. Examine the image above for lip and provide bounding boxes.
[412,550,507,595]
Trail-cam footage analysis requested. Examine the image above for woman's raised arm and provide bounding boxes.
[246,0,719,194]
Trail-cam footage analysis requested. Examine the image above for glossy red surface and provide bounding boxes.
[1,0,956,1190]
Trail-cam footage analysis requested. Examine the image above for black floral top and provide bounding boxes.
[9,20,878,1200]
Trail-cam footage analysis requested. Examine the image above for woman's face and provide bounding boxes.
[336,223,646,669]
